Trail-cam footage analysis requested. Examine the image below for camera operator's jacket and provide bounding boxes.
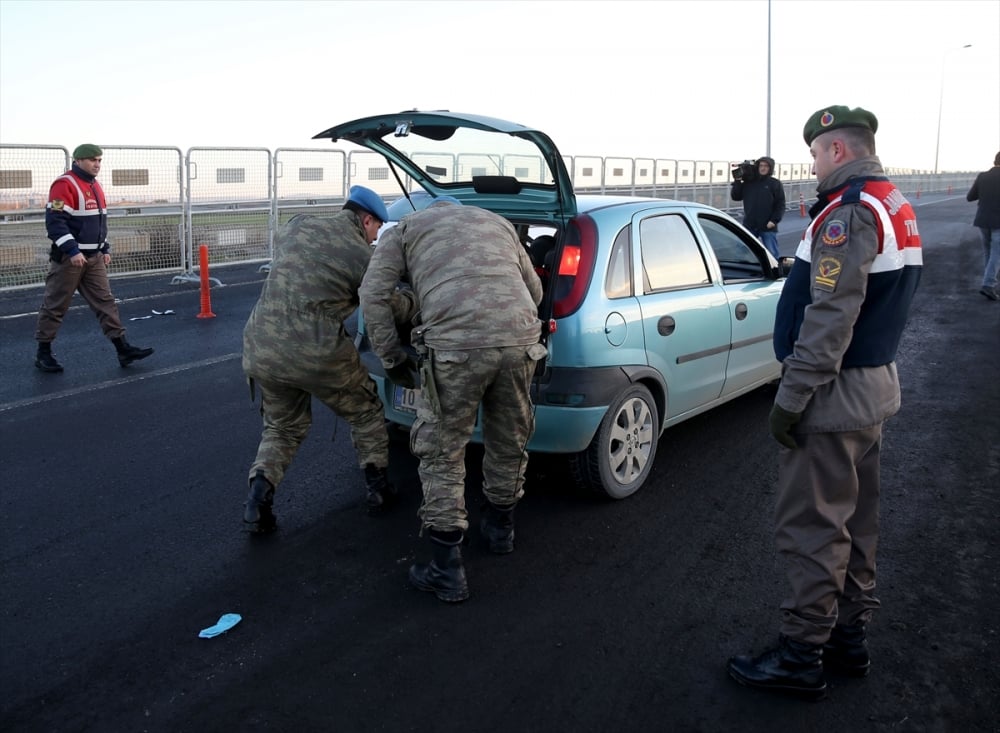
[730,156,785,234]
[772,156,922,432]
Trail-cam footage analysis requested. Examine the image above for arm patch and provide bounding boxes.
[819,217,848,247]
[814,252,845,292]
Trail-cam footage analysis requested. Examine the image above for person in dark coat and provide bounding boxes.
[966,151,1000,301]
[730,156,786,258]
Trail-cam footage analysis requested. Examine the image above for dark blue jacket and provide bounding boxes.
[967,165,1000,230]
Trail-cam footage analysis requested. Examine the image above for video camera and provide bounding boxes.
[731,160,758,183]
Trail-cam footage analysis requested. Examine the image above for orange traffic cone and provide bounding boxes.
[197,244,216,319]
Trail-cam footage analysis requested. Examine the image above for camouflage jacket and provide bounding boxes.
[360,202,543,367]
[243,209,372,380]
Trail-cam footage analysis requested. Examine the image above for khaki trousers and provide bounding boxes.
[35,255,125,342]
[775,424,883,645]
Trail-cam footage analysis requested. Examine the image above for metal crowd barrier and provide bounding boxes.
[0,143,977,291]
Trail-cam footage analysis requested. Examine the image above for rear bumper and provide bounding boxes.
[366,355,633,455]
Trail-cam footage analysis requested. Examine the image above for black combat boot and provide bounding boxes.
[409,529,469,603]
[728,634,827,700]
[824,623,870,677]
[480,501,515,554]
[363,463,398,515]
[112,336,154,367]
[243,472,276,534]
[34,342,64,373]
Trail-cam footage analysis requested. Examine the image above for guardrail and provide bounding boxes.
[0,143,977,291]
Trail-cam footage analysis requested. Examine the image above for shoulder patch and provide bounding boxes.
[50,199,64,210]
[814,252,845,292]
[820,217,848,247]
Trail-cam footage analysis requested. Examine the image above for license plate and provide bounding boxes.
[393,385,420,414]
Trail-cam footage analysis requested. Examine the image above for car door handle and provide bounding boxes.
[734,303,748,321]
[657,316,676,336]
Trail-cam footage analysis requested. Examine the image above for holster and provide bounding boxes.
[49,245,64,264]
[419,348,441,416]
[411,326,441,416]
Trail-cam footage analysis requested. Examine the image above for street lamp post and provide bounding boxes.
[934,44,972,174]
[766,0,772,157]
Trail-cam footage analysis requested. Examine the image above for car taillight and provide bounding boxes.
[553,215,597,318]
[558,246,581,276]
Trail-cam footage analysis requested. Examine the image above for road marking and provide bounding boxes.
[0,277,265,321]
[0,353,241,413]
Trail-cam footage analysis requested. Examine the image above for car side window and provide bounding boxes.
[604,226,633,299]
[639,214,710,293]
[697,215,766,281]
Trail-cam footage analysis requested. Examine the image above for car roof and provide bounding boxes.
[575,194,720,214]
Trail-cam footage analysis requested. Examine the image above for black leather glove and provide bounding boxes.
[385,356,419,390]
[769,404,802,449]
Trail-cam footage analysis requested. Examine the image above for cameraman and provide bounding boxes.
[730,157,786,258]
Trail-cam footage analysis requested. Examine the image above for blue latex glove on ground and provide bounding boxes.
[198,613,242,638]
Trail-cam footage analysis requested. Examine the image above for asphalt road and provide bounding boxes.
[1,196,997,733]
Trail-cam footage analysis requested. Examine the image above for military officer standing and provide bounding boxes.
[241,186,416,533]
[34,143,154,371]
[728,106,923,698]
[360,198,546,602]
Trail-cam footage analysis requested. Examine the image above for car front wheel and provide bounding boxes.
[569,384,659,499]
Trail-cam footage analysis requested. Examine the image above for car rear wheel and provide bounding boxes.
[569,384,658,499]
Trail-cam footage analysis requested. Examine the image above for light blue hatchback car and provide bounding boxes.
[314,111,787,499]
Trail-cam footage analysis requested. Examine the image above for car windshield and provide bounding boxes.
[376,125,556,187]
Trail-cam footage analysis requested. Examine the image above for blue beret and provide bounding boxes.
[347,185,389,223]
[803,106,878,145]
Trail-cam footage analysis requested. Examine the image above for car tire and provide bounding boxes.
[569,384,658,500]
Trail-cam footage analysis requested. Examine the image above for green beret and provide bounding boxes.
[72,143,103,160]
[802,106,878,145]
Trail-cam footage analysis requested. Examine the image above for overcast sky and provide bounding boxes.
[1,0,997,172]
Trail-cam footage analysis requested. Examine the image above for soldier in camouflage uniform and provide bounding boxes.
[241,186,416,533]
[360,198,546,602]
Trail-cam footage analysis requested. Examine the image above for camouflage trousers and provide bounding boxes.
[247,358,388,490]
[410,343,546,532]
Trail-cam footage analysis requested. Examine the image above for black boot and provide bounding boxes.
[363,463,398,515]
[409,529,469,603]
[728,634,826,700]
[480,501,515,554]
[824,623,870,677]
[113,336,154,367]
[243,472,276,534]
[34,342,63,373]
